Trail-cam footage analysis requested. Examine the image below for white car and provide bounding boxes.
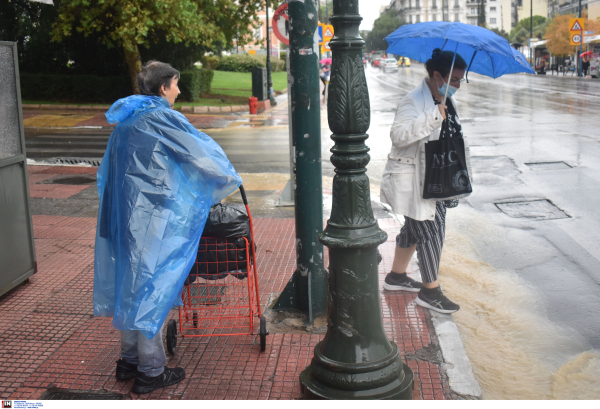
[382,58,399,73]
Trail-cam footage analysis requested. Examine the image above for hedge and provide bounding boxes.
[178,67,214,102]
[19,67,213,103]
[19,73,131,103]
[216,54,286,73]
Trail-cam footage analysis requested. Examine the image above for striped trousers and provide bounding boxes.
[396,201,448,283]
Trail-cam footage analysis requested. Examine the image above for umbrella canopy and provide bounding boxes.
[580,51,593,57]
[386,22,534,78]
[320,58,332,65]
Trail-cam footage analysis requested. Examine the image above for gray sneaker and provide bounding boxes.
[383,272,423,292]
[415,287,460,314]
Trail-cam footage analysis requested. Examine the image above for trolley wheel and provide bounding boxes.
[259,316,268,352]
[166,319,178,356]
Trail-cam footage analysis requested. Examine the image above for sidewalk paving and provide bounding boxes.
[0,164,459,400]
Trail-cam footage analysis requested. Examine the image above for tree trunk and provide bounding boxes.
[124,44,142,94]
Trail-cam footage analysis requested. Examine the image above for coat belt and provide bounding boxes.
[387,154,415,165]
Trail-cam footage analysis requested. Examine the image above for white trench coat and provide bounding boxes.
[380,78,473,221]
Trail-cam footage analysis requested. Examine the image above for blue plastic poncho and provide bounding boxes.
[93,95,242,339]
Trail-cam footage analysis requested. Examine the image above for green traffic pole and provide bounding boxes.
[273,0,327,322]
[299,0,413,400]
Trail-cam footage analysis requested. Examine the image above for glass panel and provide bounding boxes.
[0,45,23,160]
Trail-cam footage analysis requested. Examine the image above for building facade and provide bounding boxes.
[388,0,515,31]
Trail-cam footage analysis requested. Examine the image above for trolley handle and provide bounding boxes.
[239,184,248,206]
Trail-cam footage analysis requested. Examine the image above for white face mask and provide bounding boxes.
[439,81,458,98]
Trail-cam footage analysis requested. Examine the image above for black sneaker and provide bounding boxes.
[115,358,138,380]
[131,367,185,394]
[415,287,460,314]
[383,272,423,292]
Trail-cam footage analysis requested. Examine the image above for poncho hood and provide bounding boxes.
[105,95,170,124]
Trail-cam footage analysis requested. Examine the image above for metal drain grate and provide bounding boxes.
[39,175,97,185]
[495,199,569,220]
[45,157,102,167]
[40,388,126,400]
[525,161,572,170]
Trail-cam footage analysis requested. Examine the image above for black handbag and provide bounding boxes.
[422,130,472,200]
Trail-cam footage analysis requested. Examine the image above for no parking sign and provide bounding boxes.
[272,3,289,46]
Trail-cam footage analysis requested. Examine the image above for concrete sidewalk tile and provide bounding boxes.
[29,184,90,199]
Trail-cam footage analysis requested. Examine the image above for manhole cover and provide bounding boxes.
[525,162,572,170]
[40,175,97,185]
[40,388,126,400]
[495,199,569,220]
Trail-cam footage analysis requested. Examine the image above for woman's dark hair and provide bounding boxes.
[137,60,180,96]
[425,48,467,78]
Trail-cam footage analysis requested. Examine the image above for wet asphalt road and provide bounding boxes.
[361,63,600,350]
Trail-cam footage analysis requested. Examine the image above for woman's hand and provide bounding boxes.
[437,103,447,121]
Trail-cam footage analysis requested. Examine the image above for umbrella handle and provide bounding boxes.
[442,42,459,107]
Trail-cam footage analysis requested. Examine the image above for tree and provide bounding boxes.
[52,0,262,93]
[365,10,404,53]
[478,0,486,28]
[318,0,333,24]
[544,14,600,56]
[491,28,509,40]
[509,15,547,43]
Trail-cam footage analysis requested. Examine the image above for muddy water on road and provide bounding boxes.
[439,206,600,399]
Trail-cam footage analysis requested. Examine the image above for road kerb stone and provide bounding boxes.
[193,106,209,114]
[208,106,222,113]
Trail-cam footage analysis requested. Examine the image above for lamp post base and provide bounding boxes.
[300,361,414,400]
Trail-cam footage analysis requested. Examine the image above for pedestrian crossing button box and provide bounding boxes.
[252,68,268,101]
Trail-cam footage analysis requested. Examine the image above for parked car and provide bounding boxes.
[382,58,399,73]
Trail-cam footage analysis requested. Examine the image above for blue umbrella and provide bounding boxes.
[385,21,535,80]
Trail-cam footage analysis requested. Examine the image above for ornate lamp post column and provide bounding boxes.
[299,0,414,400]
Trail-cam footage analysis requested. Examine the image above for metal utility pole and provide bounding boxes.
[579,0,583,77]
[273,0,327,322]
[265,0,277,106]
[299,0,413,400]
[530,0,533,69]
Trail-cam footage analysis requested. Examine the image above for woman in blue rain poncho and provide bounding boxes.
[93,61,242,394]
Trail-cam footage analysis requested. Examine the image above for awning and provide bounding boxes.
[584,34,600,43]
[530,40,548,48]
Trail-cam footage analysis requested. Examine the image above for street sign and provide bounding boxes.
[569,18,585,32]
[324,26,333,38]
[318,25,323,43]
[571,32,582,45]
[272,3,289,46]
[584,31,595,35]
[318,23,334,45]
[321,41,331,54]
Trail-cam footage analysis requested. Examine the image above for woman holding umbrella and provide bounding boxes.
[380,48,468,314]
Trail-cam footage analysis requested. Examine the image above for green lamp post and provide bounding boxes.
[299,0,414,400]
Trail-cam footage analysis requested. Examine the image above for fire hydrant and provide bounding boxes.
[248,96,258,115]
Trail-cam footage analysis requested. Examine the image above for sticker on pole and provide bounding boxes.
[571,33,582,45]
[569,18,585,32]
[272,3,289,46]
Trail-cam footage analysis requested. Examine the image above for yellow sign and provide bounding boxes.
[569,18,585,32]
[321,41,331,54]
[248,50,256,55]
[570,32,582,45]
[318,23,334,45]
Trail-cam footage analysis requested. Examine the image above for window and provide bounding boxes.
[432,0,437,7]
[455,13,459,21]
[490,17,497,23]
[432,14,437,21]
[416,14,421,22]
[253,26,263,40]
[471,7,476,13]
[469,17,477,25]
[416,0,420,7]
[490,6,496,12]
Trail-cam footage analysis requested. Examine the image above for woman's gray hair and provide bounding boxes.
[137,60,180,96]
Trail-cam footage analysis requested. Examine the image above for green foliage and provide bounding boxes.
[510,15,548,43]
[178,68,214,102]
[19,73,131,103]
[478,0,487,27]
[366,10,405,52]
[217,54,265,72]
[202,55,221,70]
[491,28,509,40]
[215,54,286,73]
[318,0,333,24]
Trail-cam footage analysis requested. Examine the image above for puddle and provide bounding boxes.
[40,175,97,185]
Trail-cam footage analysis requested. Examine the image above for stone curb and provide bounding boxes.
[22,103,250,114]
[430,312,482,399]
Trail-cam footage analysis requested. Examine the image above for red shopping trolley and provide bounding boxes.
[166,185,267,354]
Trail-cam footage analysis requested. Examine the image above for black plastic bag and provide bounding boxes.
[422,137,472,200]
[187,203,252,284]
